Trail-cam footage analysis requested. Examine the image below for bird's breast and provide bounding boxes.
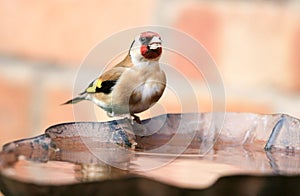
[129,78,166,114]
[140,81,163,101]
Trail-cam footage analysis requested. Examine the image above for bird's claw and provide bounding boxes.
[131,114,141,124]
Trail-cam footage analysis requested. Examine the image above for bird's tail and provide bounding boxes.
[62,95,86,105]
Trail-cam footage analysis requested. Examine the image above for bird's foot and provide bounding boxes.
[131,114,141,124]
[106,111,115,118]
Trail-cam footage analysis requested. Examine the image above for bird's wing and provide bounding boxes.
[81,54,133,95]
[83,66,127,94]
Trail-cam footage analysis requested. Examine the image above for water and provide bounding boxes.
[1,113,300,192]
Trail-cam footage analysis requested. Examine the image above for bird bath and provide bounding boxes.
[1,113,300,195]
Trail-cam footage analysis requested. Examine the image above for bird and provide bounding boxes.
[63,31,166,123]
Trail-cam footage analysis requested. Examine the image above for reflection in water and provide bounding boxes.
[1,113,300,189]
[74,163,128,182]
[1,159,129,185]
[1,159,78,185]
[266,151,280,174]
[2,146,300,189]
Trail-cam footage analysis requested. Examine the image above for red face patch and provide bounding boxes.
[140,45,162,59]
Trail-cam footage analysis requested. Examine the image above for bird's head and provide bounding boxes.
[129,31,162,63]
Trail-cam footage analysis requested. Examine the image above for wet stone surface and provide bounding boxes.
[1,113,300,195]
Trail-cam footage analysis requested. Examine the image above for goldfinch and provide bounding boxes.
[64,31,166,123]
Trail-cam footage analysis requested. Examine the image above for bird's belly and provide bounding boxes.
[129,101,152,114]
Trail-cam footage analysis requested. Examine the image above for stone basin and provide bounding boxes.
[0,113,300,195]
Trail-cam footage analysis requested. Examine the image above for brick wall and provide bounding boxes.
[0,0,300,147]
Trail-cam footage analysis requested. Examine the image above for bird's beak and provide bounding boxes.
[149,36,162,50]
[149,43,161,50]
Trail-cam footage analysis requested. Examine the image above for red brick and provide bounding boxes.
[175,5,221,61]
[172,2,300,93]
[0,76,32,146]
[0,0,154,65]
[42,87,75,129]
[173,5,222,79]
[290,22,300,91]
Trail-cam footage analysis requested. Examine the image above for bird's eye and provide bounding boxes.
[140,37,146,42]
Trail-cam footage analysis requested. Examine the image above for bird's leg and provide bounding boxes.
[122,113,134,124]
[131,113,141,124]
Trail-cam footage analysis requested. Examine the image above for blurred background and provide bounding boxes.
[0,0,300,147]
